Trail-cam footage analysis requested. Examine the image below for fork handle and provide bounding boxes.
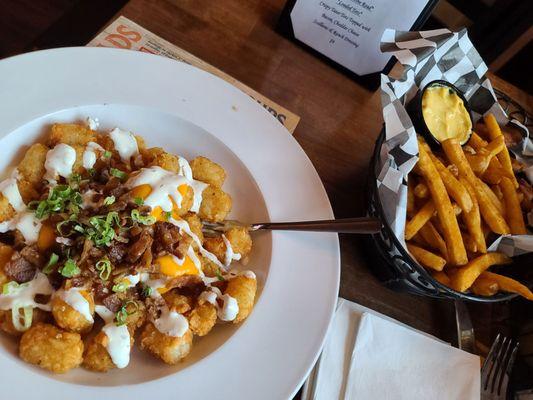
[250,217,382,234]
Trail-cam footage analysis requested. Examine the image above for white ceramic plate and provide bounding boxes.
[0,48,339,400]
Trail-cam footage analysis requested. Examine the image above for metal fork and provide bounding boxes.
[202,217,382,235]
[481,334,519,400]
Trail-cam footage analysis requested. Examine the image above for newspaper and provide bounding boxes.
[88,16,300,134]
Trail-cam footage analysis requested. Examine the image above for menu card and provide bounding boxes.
[279,0,438,83]
[88,16,300,134]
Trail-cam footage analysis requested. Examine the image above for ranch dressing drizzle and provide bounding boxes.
[177,157,193,180]
[153,307,189,337]
[86,117,99,130]
[0,178,41,244]
[0,179,25,212]
[127,166,207,213]
[199,286,239,322]
[222,234,241,267]
[169,217,226,271]
[82,141,104,170]
[176,157,207,212]
[44,143,76,183]
[95,305,131,369]
[0,273,54,311]
[109,127,138,162]
[56,287,93,323]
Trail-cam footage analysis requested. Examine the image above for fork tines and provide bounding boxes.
[481,334,519,399]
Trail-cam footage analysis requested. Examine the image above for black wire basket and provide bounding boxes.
[365,89,533,302]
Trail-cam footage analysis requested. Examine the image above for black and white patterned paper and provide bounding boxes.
[378,28,533,257]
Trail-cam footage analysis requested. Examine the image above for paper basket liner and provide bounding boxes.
[378,27,533,258]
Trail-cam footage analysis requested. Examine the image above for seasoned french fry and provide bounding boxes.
[462,232,478,253]
[432,271,451,286]
[449,252,512,292]
[469,133,511,184]
[407,179,416,217]
[419,222,448,259]
[413,182,429,199]
[492,184,504,201]
[478,179,505,216]
[411,232,428,247]
[442,138,509,235]
[465,137,505,175]
[407,243,446,271]
[460,177,486,253]
[471,274,499,296]
[427,149,473,213]
[484,113,518,188]
[479,271,533,300]
[405,200,435,240]
[500,177,527,234]
[417,138,467,265]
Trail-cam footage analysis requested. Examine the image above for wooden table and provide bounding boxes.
[15,0,532,394]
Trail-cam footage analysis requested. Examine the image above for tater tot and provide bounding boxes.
[51,290,95,334]
[17,143,48,185]
[202,237,226,263]
[225,275,257,324]
[198,185,232,222]
[150,151,180,172]
[203,227,253,264]
[72,144,86,174]
[49,123,96,146]
[190,156,226,188]
[188,302,217,336]
[0,195,15,222]
[183,213,204,244]
[0,308,48,336]
[82,330,133,372]
[200,256,223,277]
[174,186,194,217]
[19,323,83,373]
[0,243,14,286]
[225,227,252,258]
[140,323,193,365]
[125,300,147,332]
[17,179,39,204]
[163,291,193,314]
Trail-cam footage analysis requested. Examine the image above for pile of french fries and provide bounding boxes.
[406,113,533,300]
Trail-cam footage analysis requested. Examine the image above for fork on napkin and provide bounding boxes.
[303,299,480,400]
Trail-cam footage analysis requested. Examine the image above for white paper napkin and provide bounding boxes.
[303,299,480,400]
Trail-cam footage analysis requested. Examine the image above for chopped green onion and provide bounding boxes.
[164,211,172,221]
[69,173,81,186]
[59,258,80,278]
[115,301,139,326]
[28,184,82,219]
[141,284,153,298]
[103,196,116,206]
[104,150,112,158]
[88,168,96,176]
[95,258,112,280]
[2,281,21,295]
[131,209,156,226]
[112,282,128,293]
[215,270,225,282]
[110,168,127,180]
[134,197,144,206]
[11,307,33,332]
[84,211,120,247]
[42,253,59,274]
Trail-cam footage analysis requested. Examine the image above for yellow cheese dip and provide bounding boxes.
[421,85,472,144]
